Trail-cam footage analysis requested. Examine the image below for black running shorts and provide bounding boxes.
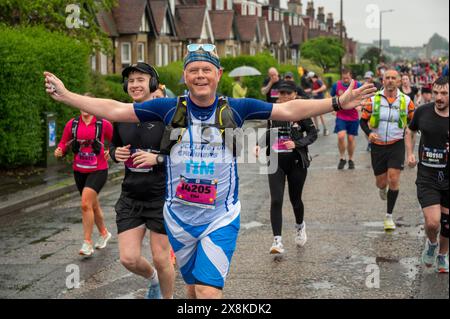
[115,195,166,235]
[370,140,405,176]
[416,183,449,209]
[73,169,108,195]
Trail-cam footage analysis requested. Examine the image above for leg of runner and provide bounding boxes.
[195,285,222,299]
[92,197,111,249]
[385,168,401,230]
[79,187,97,255]
[437,209,449,273]
[286,164,307,247]
[320,115,329,135]
[347,134,356,169]
[422,205,441,267]
[118,227,155,278]
[337,130,347,169]
[149,231,175,298]
[268,166,287,254]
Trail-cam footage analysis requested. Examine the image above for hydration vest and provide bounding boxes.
[369,92,407,129]
[71,117,103,155]
[159,96,241,156]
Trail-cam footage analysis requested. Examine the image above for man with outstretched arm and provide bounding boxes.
[44,44,376,299]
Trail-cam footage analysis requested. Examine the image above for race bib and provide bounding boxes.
[421,146,448,168]
[75,152,98,169]
[175,176,218,209]
[272,136,293,153]
[125,149,153,173]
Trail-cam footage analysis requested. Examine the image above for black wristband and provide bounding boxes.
[332,96,341,111]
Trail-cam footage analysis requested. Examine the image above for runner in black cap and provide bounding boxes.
[256,80,317,254]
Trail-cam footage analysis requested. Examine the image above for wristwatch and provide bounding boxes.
[156,154,165,166]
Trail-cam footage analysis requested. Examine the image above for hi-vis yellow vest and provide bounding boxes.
[370,93,407,129]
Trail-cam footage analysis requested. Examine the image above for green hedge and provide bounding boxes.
[0,25,90,168]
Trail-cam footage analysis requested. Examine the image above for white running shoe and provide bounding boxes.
[379,187,388,201]
[270,237,285,254]
[79,241,94,256]
[95,231,112,249]
[384,214,396,231]
[295,223,307,247]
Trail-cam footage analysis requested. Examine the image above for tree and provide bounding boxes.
[361,47,390,66]
[300,37,345,72]
[0,0,117,53]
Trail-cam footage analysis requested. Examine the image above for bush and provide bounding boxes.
[0,25,90,168]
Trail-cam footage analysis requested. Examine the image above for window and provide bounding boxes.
[161,17,170,35]
[216,0,224,10]
[163,44,169,66]
[274,10,279,21]
[257,5,262,17]
[90,54,96,72]
[206,0,211,10]
[139,13,150,32]
[250,47,256,56]
[249,3,255,15]
[291,49,297,65]
[172,46,178,62]
[226,46,234,57]
[268,8,272,21]
[121,42,131,65]
[289,15,292,25]
[100,53,108,75]
[227,0,232,10]
[137,43,145,62]
[242,3,247,15]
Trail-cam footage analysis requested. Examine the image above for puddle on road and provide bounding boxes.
[307,281,335,290]
[241,221,264,230]
[40,252,54,260]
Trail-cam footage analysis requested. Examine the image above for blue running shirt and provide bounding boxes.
[134,96,273,225]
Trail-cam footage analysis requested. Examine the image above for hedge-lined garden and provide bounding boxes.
[0,25,91,168]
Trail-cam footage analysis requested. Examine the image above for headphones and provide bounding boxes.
[122,63,160,94]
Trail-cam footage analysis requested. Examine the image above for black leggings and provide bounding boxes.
[268,155,308,237]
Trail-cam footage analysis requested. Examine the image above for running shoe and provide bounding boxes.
[95,231,112,249]
[145,281,162,299]
[270,237,285,254]
[436,254,449,273]
[384,215,396,231]
[348,160,355,170]
[79,241,94,256]
[421,240,438,268]
[337,159,347,170]
[379,187,388,201]
[295,223,307,247]
[323,128,330,136]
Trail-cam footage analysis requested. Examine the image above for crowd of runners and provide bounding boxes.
[45,45,448,299]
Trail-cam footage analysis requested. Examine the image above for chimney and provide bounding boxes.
[326,13,334,30]
[317,7,325,23]
[306,1,315,19]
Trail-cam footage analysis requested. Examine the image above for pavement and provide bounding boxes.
[0,115,448,299]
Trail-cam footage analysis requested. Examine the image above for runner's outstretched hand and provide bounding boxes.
[339,80,376,110]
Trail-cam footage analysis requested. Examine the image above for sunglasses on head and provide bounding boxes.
[187,43,216,53]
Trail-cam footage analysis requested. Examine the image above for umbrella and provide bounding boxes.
[228,66,261,77]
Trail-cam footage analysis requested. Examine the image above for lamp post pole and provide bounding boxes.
[379,9,394,62]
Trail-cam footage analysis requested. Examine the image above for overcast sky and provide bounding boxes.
[311,0,449,47]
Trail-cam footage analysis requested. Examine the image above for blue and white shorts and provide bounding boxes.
[163,206,240,289]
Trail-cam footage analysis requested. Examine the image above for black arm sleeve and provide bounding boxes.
[360,118,372,137]
[109,123,123,163]
[294,119,317,149]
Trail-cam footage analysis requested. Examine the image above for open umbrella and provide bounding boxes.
[228,66,261,77]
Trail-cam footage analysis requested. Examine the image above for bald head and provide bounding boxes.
[383,69,400,92]
[268,67,279,83]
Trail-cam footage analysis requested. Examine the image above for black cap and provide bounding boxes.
[122,62,157,78]
[421,87,432,94]
[284,72,294,78]
[278,80,297,93]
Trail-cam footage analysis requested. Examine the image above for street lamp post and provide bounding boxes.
[339,0,343,74]
[379,9,394,62]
